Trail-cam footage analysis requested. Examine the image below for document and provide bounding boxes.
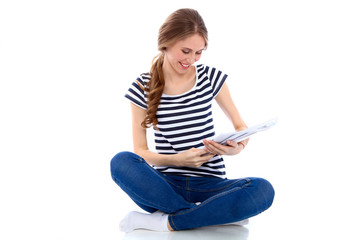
[212,118,278,145]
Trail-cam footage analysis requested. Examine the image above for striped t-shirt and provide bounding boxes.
[125,64,228,178]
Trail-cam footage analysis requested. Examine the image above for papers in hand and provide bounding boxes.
[212,118,278,145]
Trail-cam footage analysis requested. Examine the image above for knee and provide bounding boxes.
[251,177,275,210]
[110,151,142,179]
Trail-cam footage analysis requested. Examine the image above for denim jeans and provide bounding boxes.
[110,151,275,231]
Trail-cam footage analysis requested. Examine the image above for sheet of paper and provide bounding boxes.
[212,118,278,145]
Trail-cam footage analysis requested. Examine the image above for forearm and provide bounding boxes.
[234,122,248,132]
[215,83,248,132]
[229,105,248,131]
[134,148,179,167]
[135,147,215,168]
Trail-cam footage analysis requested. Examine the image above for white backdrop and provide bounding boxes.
[1,1,359,239]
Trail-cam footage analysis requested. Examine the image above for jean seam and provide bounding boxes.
[169,214,177,231]
[166,177,250,193]
[171,178,252,217]
[186,177,191,202]
[187,178,250,193]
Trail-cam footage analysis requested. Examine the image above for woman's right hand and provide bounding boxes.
[174,148,215,168]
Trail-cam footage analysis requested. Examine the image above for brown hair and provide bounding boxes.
[141,8,208,129]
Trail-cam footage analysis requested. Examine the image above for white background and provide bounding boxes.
[1,0,359,239]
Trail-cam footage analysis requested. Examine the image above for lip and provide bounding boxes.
[179,62,190,70]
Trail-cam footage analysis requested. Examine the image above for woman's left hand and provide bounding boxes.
[202,139,246,156]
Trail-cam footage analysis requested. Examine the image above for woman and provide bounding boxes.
[110,8,274,232]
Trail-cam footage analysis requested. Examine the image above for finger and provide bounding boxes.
[198,148,211,156]
[242,138,250,145]
[203,144,218,155]
[204,153,215,160]
[227,140,238,147]
[206,139,235,156]
[194,156,214,168]
[202,140,216,154]
[202,139,211,148]
[199,153,215,162]
[207,140,227,155]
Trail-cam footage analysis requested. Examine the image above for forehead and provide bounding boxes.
[174,34,206,50]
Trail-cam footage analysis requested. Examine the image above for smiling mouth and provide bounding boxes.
[179,62,190,70]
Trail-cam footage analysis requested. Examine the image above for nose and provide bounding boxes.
[188,53,197,65]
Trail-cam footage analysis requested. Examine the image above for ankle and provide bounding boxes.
[167,220,174,231]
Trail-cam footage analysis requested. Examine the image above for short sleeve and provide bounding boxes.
[124,74,149,110]
[206,66,228,98]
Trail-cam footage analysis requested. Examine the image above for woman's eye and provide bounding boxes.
[181,50,203,55]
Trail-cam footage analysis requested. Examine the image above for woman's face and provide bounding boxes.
[164,33,206,75]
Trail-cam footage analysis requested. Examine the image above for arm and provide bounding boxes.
[130,103,214,167]
[202,83,249,155]
[215,83,248,131]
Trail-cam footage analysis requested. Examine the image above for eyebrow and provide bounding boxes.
[182,47,205,52]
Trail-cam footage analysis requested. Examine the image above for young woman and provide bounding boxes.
[110,8,274,232]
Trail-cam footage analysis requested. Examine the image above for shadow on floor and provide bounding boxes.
[122,225,249,240]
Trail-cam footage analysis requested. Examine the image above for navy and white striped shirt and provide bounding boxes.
[125,64,228,178]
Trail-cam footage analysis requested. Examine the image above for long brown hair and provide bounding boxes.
[141,8,208,129]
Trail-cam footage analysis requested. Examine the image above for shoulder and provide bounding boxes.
[196,64,227,78]
[196,64,209,75]
[125,73,150,110]
[196,64,228,83]
[128,72,150,94]
[136,72,151,87]
[196,64,228,98]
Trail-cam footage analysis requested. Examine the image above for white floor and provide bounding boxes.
[105,186,359,240]
[115,206,358,240]
[121,226,249,240]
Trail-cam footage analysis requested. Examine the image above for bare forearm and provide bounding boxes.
[235,124,248,132]
[134,148,178,166]
[215,83,248,132]
[135,148,215,168]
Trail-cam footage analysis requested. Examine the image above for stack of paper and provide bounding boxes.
[212,118,278,145]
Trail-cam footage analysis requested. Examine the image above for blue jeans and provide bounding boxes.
[110,151,275,231]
